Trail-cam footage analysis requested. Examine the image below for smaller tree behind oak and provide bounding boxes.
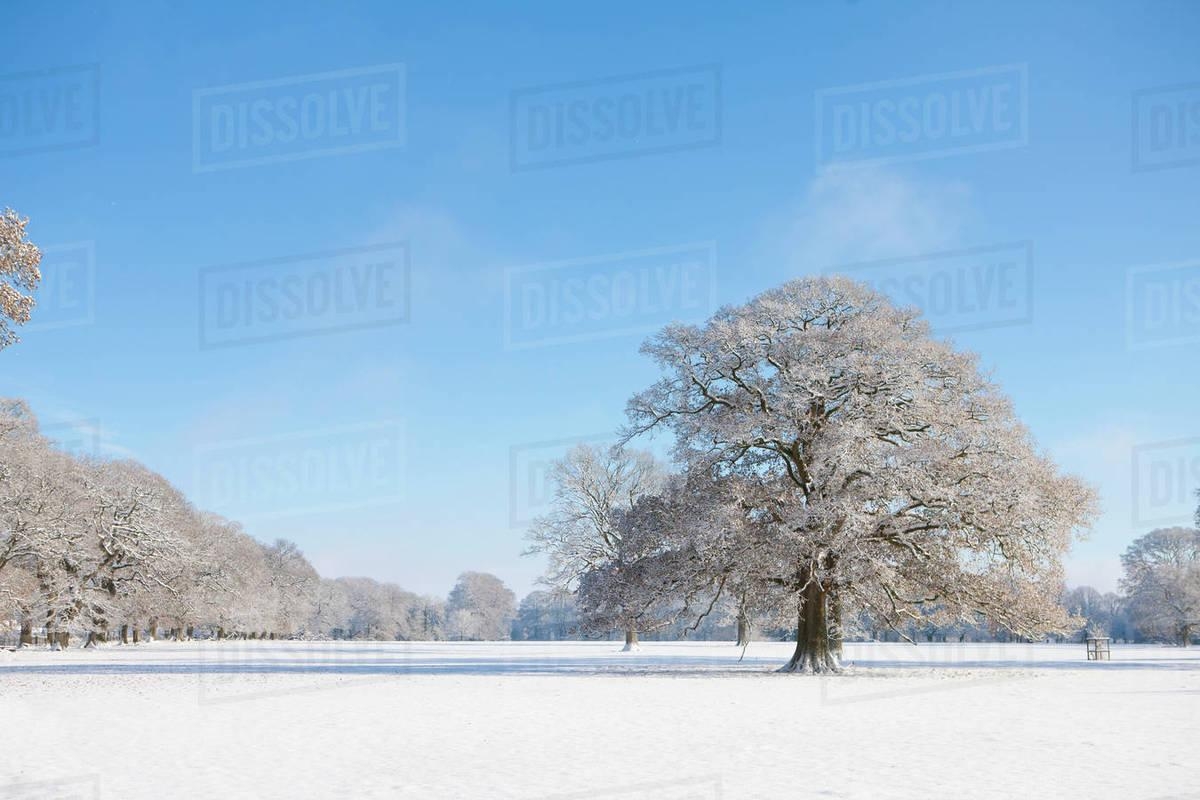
[624,276,1097,672]
[524,444,664,650]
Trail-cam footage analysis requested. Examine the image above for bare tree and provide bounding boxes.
[624,277,1098,672]
[525,444,663,649]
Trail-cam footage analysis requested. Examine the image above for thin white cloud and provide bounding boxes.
[759,166,974,275]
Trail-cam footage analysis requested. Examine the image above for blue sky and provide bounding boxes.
[3,0,1198,597]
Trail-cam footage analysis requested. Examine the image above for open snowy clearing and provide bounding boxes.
[1,641,1197,800]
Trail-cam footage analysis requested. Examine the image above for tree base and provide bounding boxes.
[620,643,641,652]
[776,657,842,675]
[778,645,842,675]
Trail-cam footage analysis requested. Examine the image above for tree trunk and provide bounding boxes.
[735,613,751,647]
[621,627,639,652]
[132,626,141,644]
[779,576,842,674]
[18,620,33,648]
[217,626,225,640]
[120,625,129,644]
[1182,625,1193,647]
[148,617,158,641]
[829,586,844,659]
[56,631,70,650]
[186,625,194,640]
[83,631,97,648]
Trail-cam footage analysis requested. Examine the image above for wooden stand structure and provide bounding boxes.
[1086,636,1111,661]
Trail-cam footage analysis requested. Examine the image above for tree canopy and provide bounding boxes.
[622,276,1097,671]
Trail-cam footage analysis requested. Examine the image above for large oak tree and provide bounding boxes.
[624,277,1097,672]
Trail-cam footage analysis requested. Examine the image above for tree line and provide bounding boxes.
[0,398,532,647]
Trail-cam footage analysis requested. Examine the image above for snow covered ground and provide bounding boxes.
[1,640,1197,799]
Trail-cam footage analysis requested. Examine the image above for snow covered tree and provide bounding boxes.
[377,582,427,640]
[417,595,446,640]
[1099,592,1133,642]
[1,430,92,647]
[74,458,193,645]
[445,571,516,641]
[260,538,319,637]
[1121,527,1200,646]
[624,277,1097,672]
[0,404,79,646]
[331,577,382,638]
[524,444,664,649]
[0,208,42,349]
[1062,585,1112,641]
[308,578,352,637]
[330,576,429,640]
[577,472,756,648]
[200,518,271,639]
[512,589,578,640]
[667,474,775,647]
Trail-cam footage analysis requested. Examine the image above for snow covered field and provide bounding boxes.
[1,641,1197,799]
